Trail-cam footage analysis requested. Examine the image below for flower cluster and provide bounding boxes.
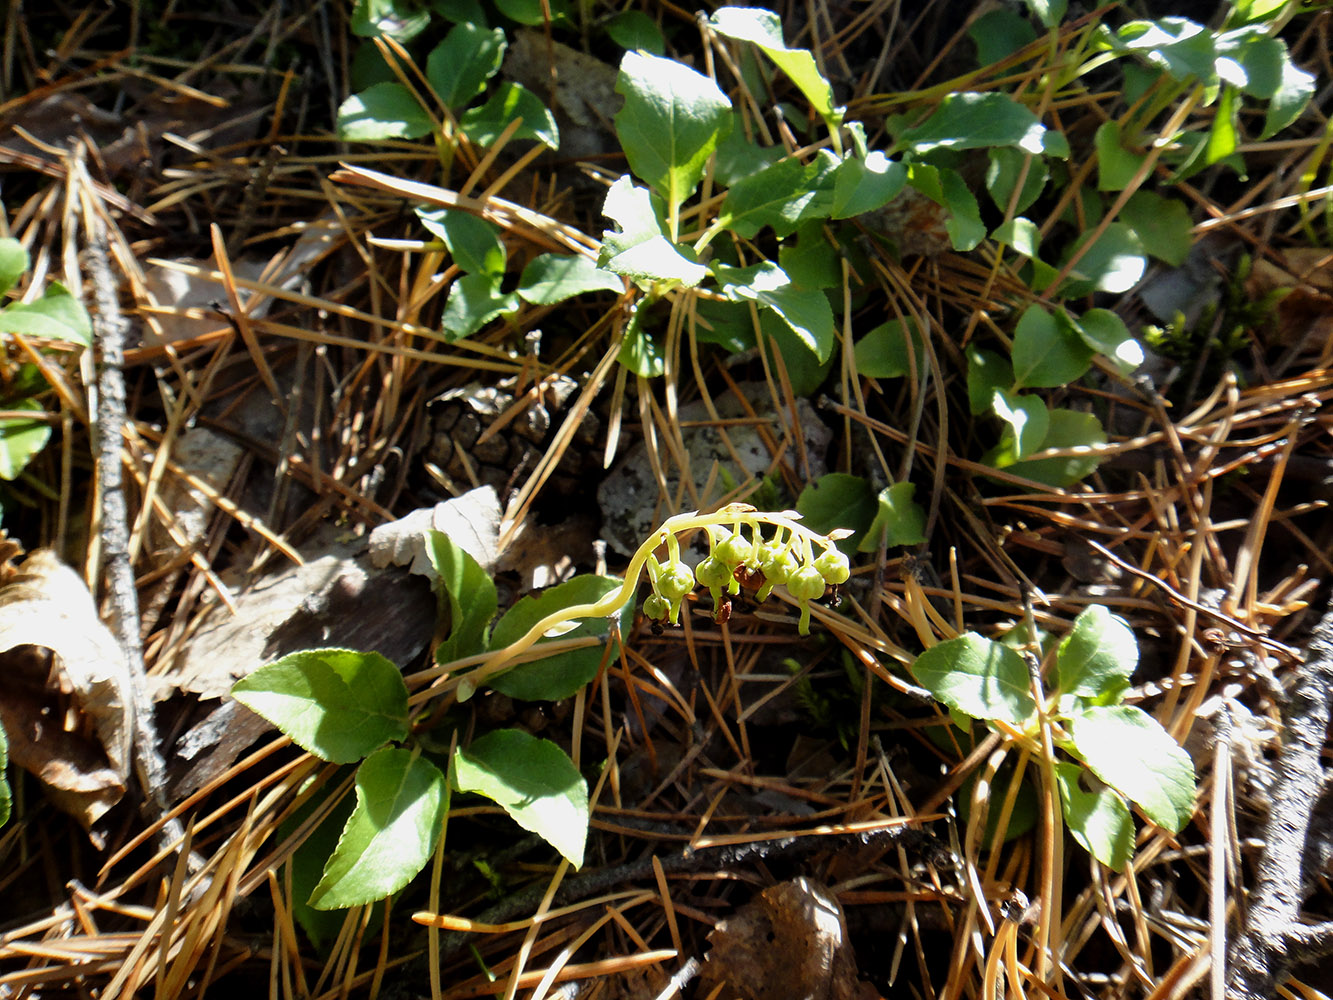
[641,505,851,635]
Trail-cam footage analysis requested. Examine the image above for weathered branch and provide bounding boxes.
[87,229,184,855]
[1227,603,1333,999]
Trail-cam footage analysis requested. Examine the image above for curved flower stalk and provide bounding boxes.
[455,503,852,699]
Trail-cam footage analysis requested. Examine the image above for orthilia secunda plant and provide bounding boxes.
[642,504,851,636]
[454,503,851,700]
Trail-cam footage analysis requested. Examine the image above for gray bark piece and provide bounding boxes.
[598,384,831,557]
[1228,603,1333,998]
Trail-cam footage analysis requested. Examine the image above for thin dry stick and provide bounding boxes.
[86,227,188,859]
[1227,600,1333,999]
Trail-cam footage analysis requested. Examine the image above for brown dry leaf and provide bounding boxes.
[0,550,132,831]
[699,878,877,1000]
[368,486,502,578]
[1247,248,1333,350]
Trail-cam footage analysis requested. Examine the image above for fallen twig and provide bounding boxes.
[1227,599,1333,998]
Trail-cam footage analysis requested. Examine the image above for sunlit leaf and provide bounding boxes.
[1070,705,1195,833]
[309,749,446,909]
[912,633,1037,725]
[232,649,411,764]
[454,729,588,867]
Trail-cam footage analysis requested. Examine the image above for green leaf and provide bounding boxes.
[417,207,507,277]
[832,152,907,219]
[442,273,519,341]
[1103,19,1218,89]
[778,222,841,290]
[0,283,92,347]
[992,388,1050,460]
[599,176,707,287]
[0,398,51,480]
[518,254,622,305]
[713,116,784,186]
[495,0,572,25]
[428,530,498,664]
[454,729,588,866]
[853,317,926,379]
[351,0,432,40]
[619,304,666,377]
[1059,223,1146,297]
[1227,0,1290,26]
[281,772,360,945]
[1222,31,1284,99]
[692,297,756,354]
[1119,191,1192,268]
[309,748,447,909]
[967,348,1013,415]
[605,10,664,55]
[992,217,1041,259]
[0,238,28,297]
[432,0,488,25]
[898,92,1053,156]
[859,481,926,550]
[1055,762,1134,871]
[708,7,841,131]
[716,262,835,363]
[1074,308,1144,375]
[760,310,834,395]
[1094,122,1146,192]
[911,633,1037,725]
[717,152,839,239]
[460,82,560,150]
[337,83,434,141]
[232,649,411,764]
[614,51,732,211]
[969,9,1037,65]
[935,166,986,251]
[1206,85,1240,166]
[487,575,632,701]
[796,473,878,554]
[1023,0,1067,29]
[1057,605,1137,705]
[426,22,506,110]
[993,408,1106,487]
[1069,705,1195,833]
[986,147,1048,214]
[1261,52,1314,139]
[1011,305,1093,389]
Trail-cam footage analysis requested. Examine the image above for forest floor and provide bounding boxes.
[2,1,1333,999]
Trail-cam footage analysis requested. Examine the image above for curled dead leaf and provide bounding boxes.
[0,550,132,833]
[699,878,878,1000]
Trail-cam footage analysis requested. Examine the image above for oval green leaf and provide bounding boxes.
[309,748,447,909]
[1069,704,1195,833]
[1057,605,1138,705]
[488,575,632,701]
[1011,305,1094,389]
[231,648,411,763]
[796,472,877,553]
[426,22,506,110]
[614,51,732,211]
[454,728,588,867]
[911,633,1036,725]
[460,81,560,151]
[0,238,29,297]
[518,254,623,306]
[853,318,925,379]
[0,398,50,480]
[1055,761,1134,871]
[337,82,433,141]
[859,481,926,550]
